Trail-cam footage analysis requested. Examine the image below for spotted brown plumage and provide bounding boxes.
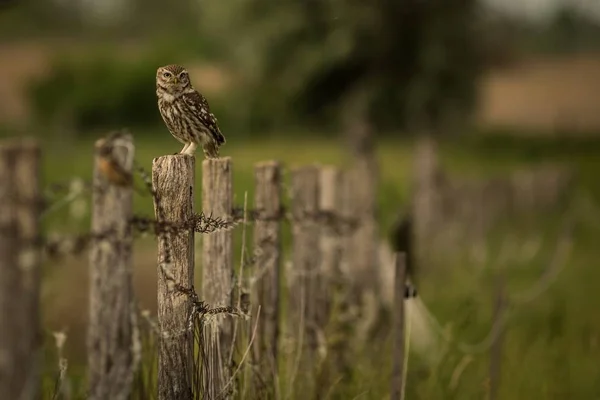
[156,64,226,158]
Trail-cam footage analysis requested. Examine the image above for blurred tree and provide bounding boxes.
[544,5,600,53]
[1,0,201,40]
[200,0,484,136]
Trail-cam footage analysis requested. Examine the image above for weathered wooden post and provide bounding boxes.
[201,157,234,399]
[252,161,282,386]
[390,252,407,400]
[152,154,195,400]
[0,139,42,400]
[290,165,321,354]
[88,133,137,400]
[318,166,345,331]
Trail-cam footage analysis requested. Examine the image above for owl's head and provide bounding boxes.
[156,64,191,94]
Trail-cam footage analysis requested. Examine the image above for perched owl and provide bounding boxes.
[156,64,226,158]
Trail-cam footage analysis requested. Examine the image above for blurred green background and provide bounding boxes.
[2,0,600,398]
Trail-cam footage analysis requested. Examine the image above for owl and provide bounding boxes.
[156,64,226,158]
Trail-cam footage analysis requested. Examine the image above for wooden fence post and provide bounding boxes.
[318,166,345,331]
[252,161,282,387]
[390,252,407,400]
[201,157,234,399]
[88,133,137,400]
[0,139,42,400]
[290,165,321,354]
[152,154,195,400]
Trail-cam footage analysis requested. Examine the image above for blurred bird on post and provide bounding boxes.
[96,131,145,195]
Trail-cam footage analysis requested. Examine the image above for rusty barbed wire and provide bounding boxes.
[34,130,365,267]
[230,205,361,234]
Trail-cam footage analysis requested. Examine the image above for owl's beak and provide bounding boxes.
[173,77,179,84]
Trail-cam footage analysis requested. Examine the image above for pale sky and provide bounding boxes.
[484,0,600,20]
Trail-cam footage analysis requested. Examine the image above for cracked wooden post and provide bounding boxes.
[252,161,282,389]
[290,165,321,355]
[201,157,233,399]
[88,133,137,400]
[390,252,407,400]
[152,154,195,400]
[0,139,42,400]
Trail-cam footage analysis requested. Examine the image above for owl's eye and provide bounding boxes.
[163,72,172,78]
[179,72,188,79]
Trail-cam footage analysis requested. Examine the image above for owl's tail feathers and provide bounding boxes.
[404,284,446,367]
[213,129,226,145]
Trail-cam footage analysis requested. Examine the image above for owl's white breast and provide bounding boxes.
[160,93,176,103]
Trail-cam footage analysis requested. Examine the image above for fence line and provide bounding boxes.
[0,133,576,400]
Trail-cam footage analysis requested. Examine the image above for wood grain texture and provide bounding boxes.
[152,154,195,400]
[201,157,233,399]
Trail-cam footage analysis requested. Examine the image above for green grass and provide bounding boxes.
[34,131,600,399]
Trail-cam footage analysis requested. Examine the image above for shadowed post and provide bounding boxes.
[318,166,345,330]
[390,252,407,400]
[201,157,234,398]
[87,133,137,400]
[152,154,195,400]
[314,166,348,388]
[252,161,282,388]
[290,165,321,355]
[0,139,41,400]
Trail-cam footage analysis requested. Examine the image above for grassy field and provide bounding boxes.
[34,132,600,399]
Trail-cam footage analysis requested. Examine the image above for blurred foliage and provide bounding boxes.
[16,1,600,137]
[21,0,485,136]
[0,0,201,41]
[199,0,484,134]
[537,5,600,53]
[25,51,263,139]
[27,53,164,133]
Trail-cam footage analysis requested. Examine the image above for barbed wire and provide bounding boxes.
[37,162,363,262]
